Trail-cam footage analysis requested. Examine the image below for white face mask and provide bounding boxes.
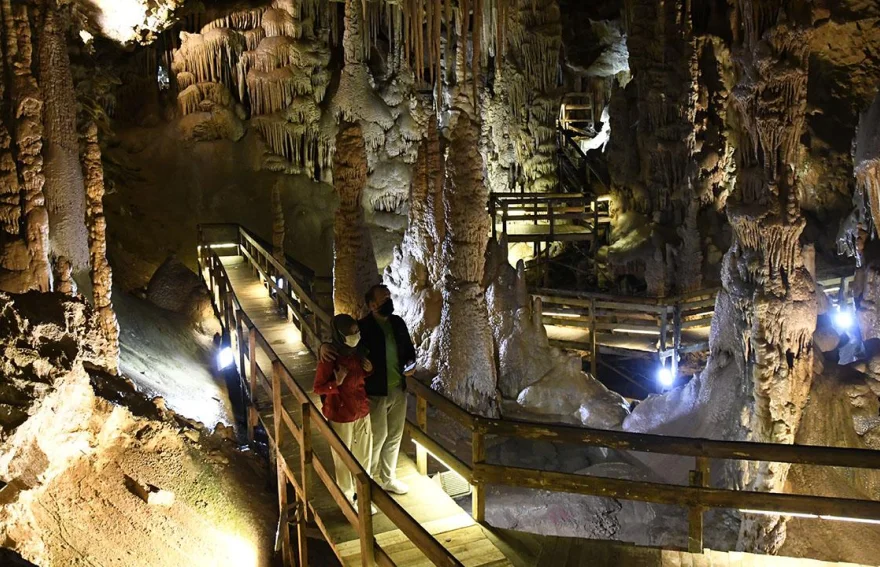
[344,332,360,348]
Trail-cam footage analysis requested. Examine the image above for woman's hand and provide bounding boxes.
[361,358,373,372]
[333,366,348,385]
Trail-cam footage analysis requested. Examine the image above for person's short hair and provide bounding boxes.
[364,284,389,305]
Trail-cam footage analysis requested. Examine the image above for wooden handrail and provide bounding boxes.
[406,373,880,553]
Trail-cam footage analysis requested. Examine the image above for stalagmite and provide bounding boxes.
[433,112,501,417]
[39,5,89,279]
[332,123,380,317]
[81,123,120,375]
[271,181,285,261]
[53,255,75,295]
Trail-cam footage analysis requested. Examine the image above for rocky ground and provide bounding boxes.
[0,291,276,566]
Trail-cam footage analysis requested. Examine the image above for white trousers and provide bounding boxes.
[330,415,373,497]
[369,386,407,484]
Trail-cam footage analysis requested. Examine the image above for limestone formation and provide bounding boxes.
[171,1,333,176]
[0,0,51,294]
[53,256,75,295]
[39,6,89,279]
[722,5,817,552]
[488,0,563,193]
[271,181,285,261]
[384,115,444,354]
[332,123,379,317]
[433,112,501,417]
[81,123,120,375]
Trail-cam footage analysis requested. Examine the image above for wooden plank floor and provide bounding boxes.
[221,256,511,567]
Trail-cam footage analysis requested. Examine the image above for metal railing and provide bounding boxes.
[197,224,463,567]
[406,376,880,555]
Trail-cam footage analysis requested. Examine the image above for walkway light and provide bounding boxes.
[217,346,235,370]
[657,366,674,388]
[834,308,854,331]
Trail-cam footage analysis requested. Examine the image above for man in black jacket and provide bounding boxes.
[319,284,416,495]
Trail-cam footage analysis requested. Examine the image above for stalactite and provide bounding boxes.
[81,123,119,375]
[332,123,379,317]
[343,0,365,65]
[271,182,285,261]
[171,28,245,95]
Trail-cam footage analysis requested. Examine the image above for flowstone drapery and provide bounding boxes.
[332,123,379,317]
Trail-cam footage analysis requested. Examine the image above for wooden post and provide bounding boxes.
[672,304,682,379]
[248,327,258,443]
[355,472,376,566]
[490,193,497,241]
[589,298,598,377]
[502,202,508,238]
[272,360,293,565]
[658,307,668,367]
[297,402,312,566]
[472,430,486,522]
[236,311,246,383]
[416,395,428,475]
[687,456,710,553]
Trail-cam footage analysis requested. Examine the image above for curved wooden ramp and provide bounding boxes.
[218,255,511,567]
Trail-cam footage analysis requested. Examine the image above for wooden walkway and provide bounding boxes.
[221,256,511,567]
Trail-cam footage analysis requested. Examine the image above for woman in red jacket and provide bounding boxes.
[313,314,376,514]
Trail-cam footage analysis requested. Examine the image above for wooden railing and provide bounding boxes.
[405,376,880,555]
[197,224,464,567]
[534,287,717,378]
[537,273,856,379]
[487,191,610,244]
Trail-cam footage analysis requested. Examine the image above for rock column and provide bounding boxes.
[81,123,120,375]
[433,112,501,417]
[332,123,379,317]
[39,4,89,279]
[726,2,817,553]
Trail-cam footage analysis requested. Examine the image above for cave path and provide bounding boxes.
[218,255,513,567]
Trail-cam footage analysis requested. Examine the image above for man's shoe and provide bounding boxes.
[351,492,378,515]
[381,478,409,495]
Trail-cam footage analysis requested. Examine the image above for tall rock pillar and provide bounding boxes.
[81,123,120,375]
[433,112,501,417]
[725,2,817,553]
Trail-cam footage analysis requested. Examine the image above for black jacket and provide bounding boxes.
[358,313,416,396]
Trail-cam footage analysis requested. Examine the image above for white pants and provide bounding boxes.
[369,386,407,484]
[330,415,373,497]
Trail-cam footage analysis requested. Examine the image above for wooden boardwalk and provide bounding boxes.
[199,227,880,567]
[221,256,511,567]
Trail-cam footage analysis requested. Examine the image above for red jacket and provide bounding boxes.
[313,353,371,423]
